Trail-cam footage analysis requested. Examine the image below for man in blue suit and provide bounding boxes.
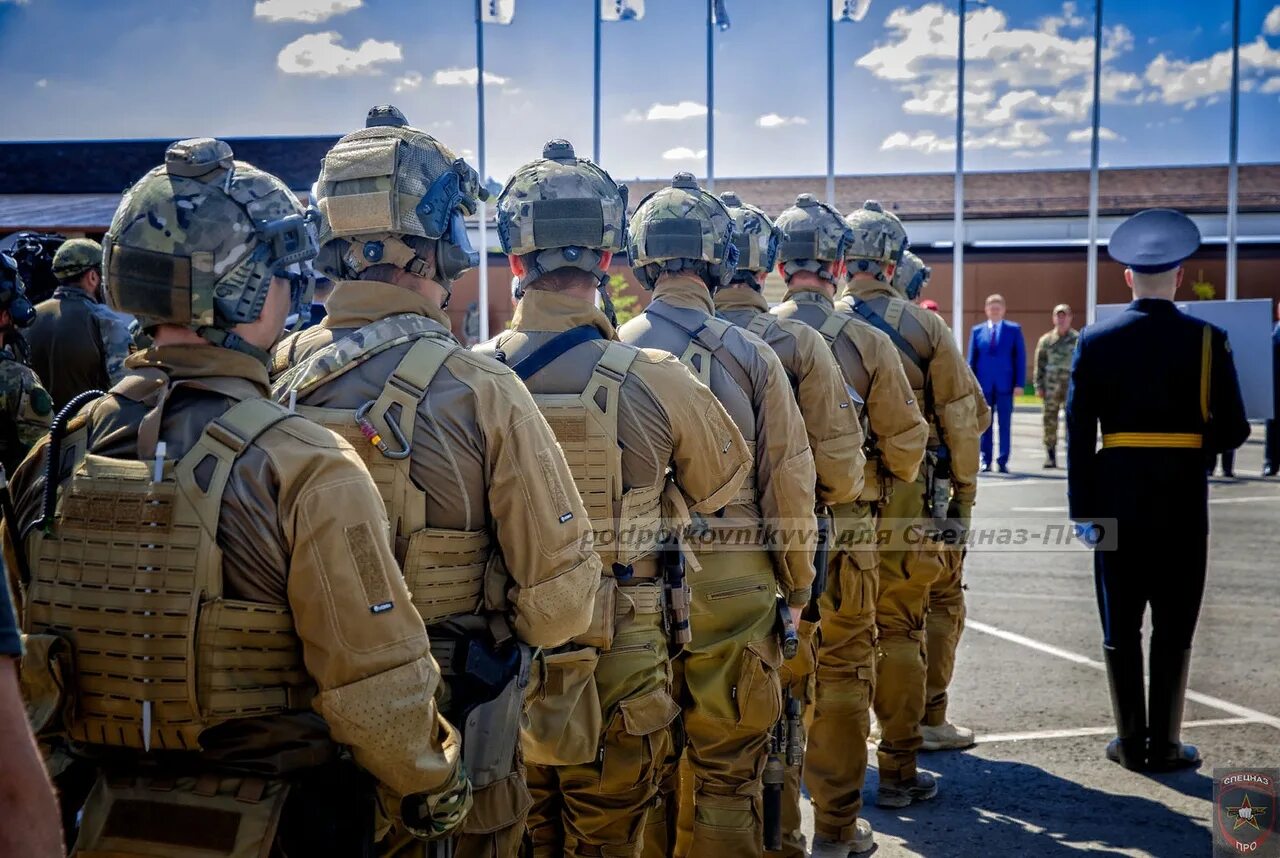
[968,293,1026,472]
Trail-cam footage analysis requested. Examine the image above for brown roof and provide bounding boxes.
[624,164,1280,221]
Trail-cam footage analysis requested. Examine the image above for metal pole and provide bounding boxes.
[826,2,836,205]
[1086,0,1102,325]
[593,0,602,164]
[476,0,489,341]
[1227,0,1241,301]
[705,0,715,190]
[952,0,965,345]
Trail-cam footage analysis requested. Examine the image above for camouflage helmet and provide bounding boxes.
[51,238,103,282]
[102,138,317,358]
[892,250,930,300]
[844,200,909,281]
[312,105,487,296]
[719,191,778,287]
[627,173,738,291]
[774,194,853,284]
[497,139,627,294]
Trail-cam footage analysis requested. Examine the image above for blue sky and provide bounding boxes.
[2,0,1278,184]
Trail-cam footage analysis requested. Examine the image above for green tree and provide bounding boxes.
[1190,269,1216,301]
[607,273,640,326]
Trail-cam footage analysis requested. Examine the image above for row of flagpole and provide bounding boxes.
[477,0,1246,339]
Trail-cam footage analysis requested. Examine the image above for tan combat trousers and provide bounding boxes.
[924,546,967,728]
[1041,374,1069,449]
[872,473,947,781]
[526,585,677,858]
[800,501,880,844]
[642,550,783,858]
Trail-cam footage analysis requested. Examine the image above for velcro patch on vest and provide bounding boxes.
[345,522,394,614]
[546,416,587,443]
[537,449,574,524]
[62,490,174,533]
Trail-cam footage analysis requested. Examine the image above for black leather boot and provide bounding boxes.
[1147,646,1201,771]
[1103,646,1147,770]
[1043,447,1057,469]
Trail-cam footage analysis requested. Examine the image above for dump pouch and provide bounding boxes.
[570,575,620,650]
[19,631,75,737]
[521,648,603,767]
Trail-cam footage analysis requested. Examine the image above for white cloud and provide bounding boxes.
[1066,126,1122,143]
[1040,1,1084,36]
[881,130,955,154]
[432,67,508,86]
[1261,76,1280,93]
[34,78,47,88]
[662,147,707,160]
[1265,5,1280,36]
[254,0,362,23]
[626,100,708,122]
[393,71,422,92]
[1143,36,1280,105]
[0,0,32,5]
[276,31,401,76]
[756,113,808,128]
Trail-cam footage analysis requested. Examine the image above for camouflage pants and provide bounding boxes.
[872,474,946,781]
[1041,374,1069,449]
[801,501,879,845]
[526,591,676,858]
[924,545,967,727]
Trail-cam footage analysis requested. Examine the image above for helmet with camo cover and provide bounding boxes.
[312,104,488,302]
[892,250,930,300]
[627,172,738,291]
[497,139,627,297]
[719,191,778,289]
[773,194,853,285]
[102,138,318,360]
[844,199,908,281]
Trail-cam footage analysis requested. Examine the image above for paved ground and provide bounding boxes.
[800,409,1280,857]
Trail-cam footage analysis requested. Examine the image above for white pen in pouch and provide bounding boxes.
[152,441,166,484]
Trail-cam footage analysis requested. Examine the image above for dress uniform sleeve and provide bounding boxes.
[1065,335,1098,521]
[748,336,817,607]
[271,427,465,816]
[793,329,865,506]
[479,366,601,648]
[1207,326,1250,454]
[643,351,750,514]
[862,329,929,484]
[925,317,985,505]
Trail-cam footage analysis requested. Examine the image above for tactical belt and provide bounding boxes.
[618,582,665,617]
[1101,432,1203,449]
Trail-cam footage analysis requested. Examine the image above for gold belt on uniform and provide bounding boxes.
[1101,432,1203,449]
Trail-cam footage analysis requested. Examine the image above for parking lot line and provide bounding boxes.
[978,717,1255,745]
[966,619,1280,731]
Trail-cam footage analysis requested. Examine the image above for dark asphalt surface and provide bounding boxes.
[800,409,1280,857]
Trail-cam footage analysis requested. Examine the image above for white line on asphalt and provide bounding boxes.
[976,478,1063,489]
[1208,495,1280,505]
[1009,506,1068,512]
[978,717,1256,744]
[966,619,1280,731]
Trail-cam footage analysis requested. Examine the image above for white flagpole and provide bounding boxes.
[1227,0,1241,301]
[594,1,603,164]
[1086,0,1102,325]
[476,0,489,341]
[826,2,835,205]
[952,0,965,345]
[706,0,715,190]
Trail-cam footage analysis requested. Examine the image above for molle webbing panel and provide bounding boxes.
[530,342,663,571]
[746,313,777,340]
[24,398,306,752]
[288,328,494,625]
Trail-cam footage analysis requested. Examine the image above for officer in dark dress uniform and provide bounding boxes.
[1067,209,1250,772]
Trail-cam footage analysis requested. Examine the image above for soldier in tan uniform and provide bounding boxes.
[271,111,599,858]
[3,139,471,855]
[713,192,864,858]
[769,195,928,856]
[620,173,816,858]
[839,201,986,806]
[477,140,750,858]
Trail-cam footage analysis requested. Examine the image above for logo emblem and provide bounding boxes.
[1215,769,1277,856]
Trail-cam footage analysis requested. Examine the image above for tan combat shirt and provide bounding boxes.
[483,289,750,522]
[274,280,599,648]
[3,345,459,808]
[715,286,865,506]
[839,280,984,506]
[772,286,928,485]
[617,274,817,606]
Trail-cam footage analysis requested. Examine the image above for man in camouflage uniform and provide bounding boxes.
[4,138,472,856]
[769,195,928,856]
[713,192,865,858]
[1034,303,1079,468]
[26,238,135,410]
[840,202,987,802]
[0,253,51,475]
[272,110,599,858]
[479,140,750,858]
[621,173,817,858]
